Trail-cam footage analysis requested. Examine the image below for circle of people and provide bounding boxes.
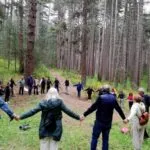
[0,76,150,150]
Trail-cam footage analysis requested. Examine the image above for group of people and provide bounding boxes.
[0,76,66,102]
[0,84,149,150]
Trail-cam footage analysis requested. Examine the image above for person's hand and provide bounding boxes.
[123,119,129,124]
[13,114,20,121]
[80,115,85,122]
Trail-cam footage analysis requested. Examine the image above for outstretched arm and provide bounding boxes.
[83,97,99,117]
[114,100,126,120]
[20,104,42,120]
[0,98,15,120]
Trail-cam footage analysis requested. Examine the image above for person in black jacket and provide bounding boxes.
[47,77,52,92]
[85,87,94,99]
[4,83,11,102]
[40,77,46,94]
[64,79,69,94]
[9,78,16,96]
[81,85,126,150]
[54,78,60,92]
[17,87,81,150]
[138,87,150,139]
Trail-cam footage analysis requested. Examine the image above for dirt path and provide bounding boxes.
[10,69,124,123]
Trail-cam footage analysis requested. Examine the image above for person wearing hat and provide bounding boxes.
[138,87,150,139]
[81,84,126,150]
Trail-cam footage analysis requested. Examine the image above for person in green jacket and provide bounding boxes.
[18,87,81,150]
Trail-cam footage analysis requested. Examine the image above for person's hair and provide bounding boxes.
[129,92,133,96]
[138,87,145,94]
[103,84,110,93]
[133,95,142,103]
[45,87,60,101]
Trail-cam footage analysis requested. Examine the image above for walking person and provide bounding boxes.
[81,85,126,150]
[124,95,147,150]
[17,87,81,150]
[74,82,83,98]
[128,92,134,110]
[54,78,60,92]
[4,83,11,102]
[9,78,16,96]
[138,87,150,139]
[40,77,46,94]
[18,77,25,95]
[47,77,52,92]
[26,75,34,95]
[118,91,125,109]
[84,87,94,99]
[64,79,69,94]
[34,77,39,95]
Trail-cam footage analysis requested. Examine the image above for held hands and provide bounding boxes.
[80,115,85,122]
[13,114,20,121]
[123,118,129,124]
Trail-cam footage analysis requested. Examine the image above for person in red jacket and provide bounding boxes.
[127,92,134,110]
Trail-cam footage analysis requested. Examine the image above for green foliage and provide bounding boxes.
[0,58,19,84]
[33,64,53,79]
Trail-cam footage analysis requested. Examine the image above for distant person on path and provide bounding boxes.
[9,78,16,96]
[118,91,125,109]
[54,78,60,92]
[26,75,34,95]
[34,77,39,95]
[81,85,126,150]
[40,77,46,94]
[47,77,52,92]
[96,87,104,96]
[4,83,10,102]
[138,87,150,139]
[84,87,94,99]
[124,95,146,150]
[111,88,117,97]
[74,82,83,98]
[17,87,81,150]
[127,92,134,110]
[18,77,25,95]
[64,79,69,94]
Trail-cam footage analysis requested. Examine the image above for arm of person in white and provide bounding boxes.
[127,104,137,121]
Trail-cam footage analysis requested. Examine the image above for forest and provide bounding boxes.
[0,1,150,150]
[0,0,150,89]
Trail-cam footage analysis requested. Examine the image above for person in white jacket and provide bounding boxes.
[124,95,146,150]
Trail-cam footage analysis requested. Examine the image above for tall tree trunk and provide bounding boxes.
[24,0,37,77]
[19,0,24,73]
[81,0,88,85]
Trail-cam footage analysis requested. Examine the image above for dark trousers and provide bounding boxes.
[77,90,81,97]
[5,95,10,102]
[47,86,50,92]
[88,93,92,99]
[55,86,59,92]
[91,121,110,150]
[34,86,38,95]
[19,87,24,95]
[41,86,45,94]
[129,101,133,110]
[11,87,14,96]
[28,86,32,95]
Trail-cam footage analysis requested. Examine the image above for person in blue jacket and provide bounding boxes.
[74,82,83,98]
[81,85,126,150]
[0,97,17,120]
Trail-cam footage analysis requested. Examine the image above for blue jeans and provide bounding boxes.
[91,121,110,150]
[77,90,81,97]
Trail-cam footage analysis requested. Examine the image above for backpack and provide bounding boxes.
[44,111,56,132]
[139,112,149,126]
